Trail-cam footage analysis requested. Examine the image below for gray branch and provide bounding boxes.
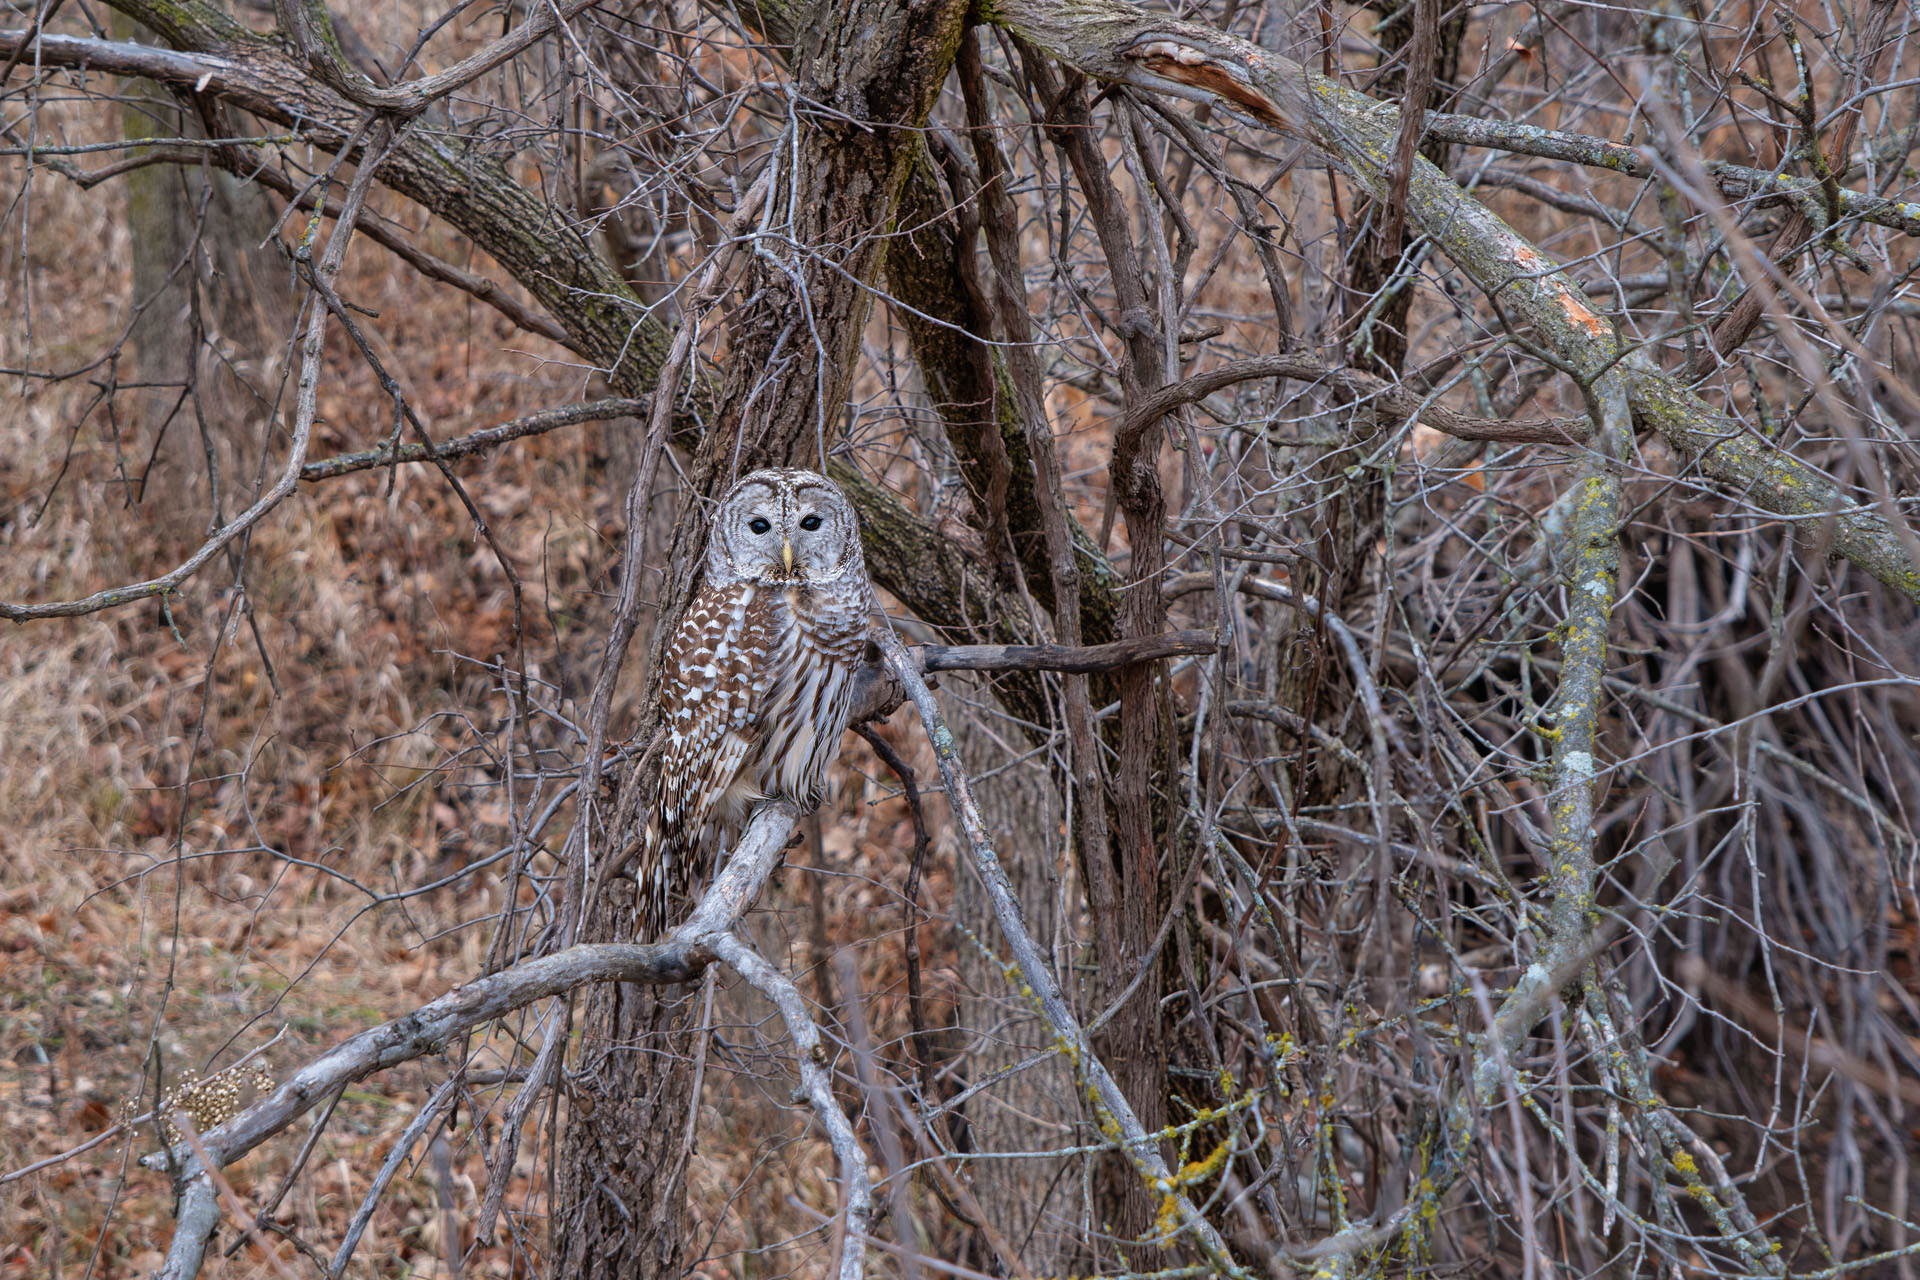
[874,628,1250,1275]
[147,799,805,1277]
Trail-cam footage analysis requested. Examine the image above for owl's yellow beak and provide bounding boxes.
[781,537,794,576]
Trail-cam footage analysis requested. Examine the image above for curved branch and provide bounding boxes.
[272,0,598,117]
[1118,352,1591,444]
[145,797,805,1277]
[130,606,1194,1274]
[142,940,714,1180]
[4,116,393,625]
[711,933,873,1280]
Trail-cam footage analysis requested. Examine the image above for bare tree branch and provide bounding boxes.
[994,0,1920,602]
[298,400,652,482]
[1118,352,1591,445]
[4,116,396,624]
[874,628,1249,1275]
[919,629,1219,674]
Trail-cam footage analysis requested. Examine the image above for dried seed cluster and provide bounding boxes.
[159,1061,274,1145]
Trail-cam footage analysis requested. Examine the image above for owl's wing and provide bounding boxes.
[654,581,776,856]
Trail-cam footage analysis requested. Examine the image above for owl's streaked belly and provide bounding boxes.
[743,585,859,807]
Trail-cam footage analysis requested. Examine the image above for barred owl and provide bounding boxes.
[637,468,875,937]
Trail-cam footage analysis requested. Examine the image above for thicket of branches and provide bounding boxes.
[3,0,1920,1276]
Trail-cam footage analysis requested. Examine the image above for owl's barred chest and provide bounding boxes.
[703,580,868,816]
[667,579,869,725]
[775,581,871,662]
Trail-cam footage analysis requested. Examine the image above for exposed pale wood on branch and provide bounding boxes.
[9,11,1916,593]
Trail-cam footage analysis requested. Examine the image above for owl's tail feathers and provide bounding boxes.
[634,818,678,942]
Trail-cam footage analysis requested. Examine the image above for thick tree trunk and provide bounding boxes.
[551,0,971,1271]
[38,3,1920,1272]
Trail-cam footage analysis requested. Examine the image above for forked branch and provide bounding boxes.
[126,615,1222,1275]
[139,800,853,1279]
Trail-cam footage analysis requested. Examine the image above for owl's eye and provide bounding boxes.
[749,517,771,535]
[799,514,823,531]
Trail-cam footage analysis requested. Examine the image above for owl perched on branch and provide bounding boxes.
[637,468,875,937]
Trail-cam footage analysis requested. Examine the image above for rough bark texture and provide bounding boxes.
[889,157,1022,587]
[993,0,1920,602]
[103,0,671,393]
[885,134,1145,1264]
[12,2,1919,1276]
[58,2,987,1271]
[1024,59,1179,1252]
[550,909,707,1279]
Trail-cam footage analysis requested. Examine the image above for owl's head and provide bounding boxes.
[707,468,864,587]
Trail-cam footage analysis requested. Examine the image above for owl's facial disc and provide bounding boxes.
[711,470,856,587]
[723,492,785,583]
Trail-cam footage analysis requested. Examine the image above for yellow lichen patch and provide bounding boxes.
[1153,1137,1234,1238]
